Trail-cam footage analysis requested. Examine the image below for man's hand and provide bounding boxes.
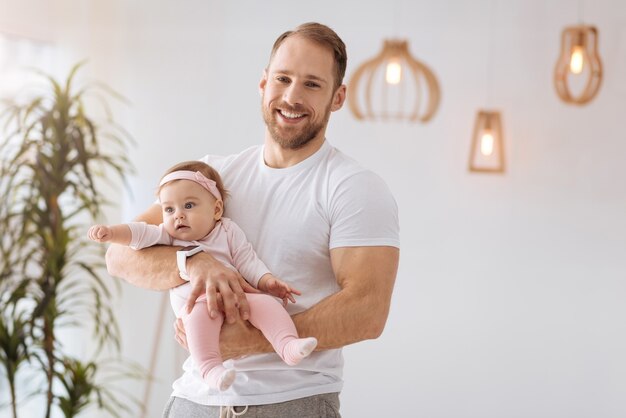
[174,318,188,350]
[258,273,300,307]
[185,253,260,323]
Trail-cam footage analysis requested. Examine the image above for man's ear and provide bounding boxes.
[259,69,268,97]
[331,84,347,112]
[214,199,224,220]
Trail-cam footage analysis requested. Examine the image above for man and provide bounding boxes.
[106,22,400,417]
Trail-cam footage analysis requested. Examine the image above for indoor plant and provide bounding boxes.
[0,62,140,418]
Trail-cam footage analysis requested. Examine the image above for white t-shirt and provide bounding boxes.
[171,139,400,406]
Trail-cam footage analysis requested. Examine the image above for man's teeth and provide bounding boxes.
[281,110,304,119]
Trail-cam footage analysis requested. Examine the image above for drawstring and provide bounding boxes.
[219,405,249,418]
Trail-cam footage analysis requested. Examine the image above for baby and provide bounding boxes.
[89,160,317,391]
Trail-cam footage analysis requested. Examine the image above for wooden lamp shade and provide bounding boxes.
[468,110,505,173]
[554,25,602,105]
[347,39,440,122]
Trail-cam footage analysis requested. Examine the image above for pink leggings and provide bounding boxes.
[180,293,298,380]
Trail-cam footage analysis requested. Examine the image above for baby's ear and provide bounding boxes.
[214,199,224,220]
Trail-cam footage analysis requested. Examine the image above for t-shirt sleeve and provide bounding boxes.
[328,170,400,249]
[200,154,229,173]
[128,222,173,249]
[224,219,271,287]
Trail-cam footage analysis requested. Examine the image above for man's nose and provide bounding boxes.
[283,83,304,106]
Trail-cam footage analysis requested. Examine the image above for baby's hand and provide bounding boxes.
[88,225,112,242]
[258,274,301,307]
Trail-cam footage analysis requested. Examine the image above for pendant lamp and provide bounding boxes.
[347,39,440,122]
[468,0,506,174]
[554,25,602,105]
[468,110,505,173]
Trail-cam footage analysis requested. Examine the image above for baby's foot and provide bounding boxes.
[205,365,236,391]
[282,337,318,366]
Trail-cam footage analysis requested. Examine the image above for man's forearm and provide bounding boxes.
[219,319,273,360]
[218,246,399,358]
[105,243,184,290]
[292,289,388,350]
[219,286,388,359]
[296,246,398,350]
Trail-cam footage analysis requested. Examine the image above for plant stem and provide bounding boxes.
[10,379,17,418]
[44,315,54,418]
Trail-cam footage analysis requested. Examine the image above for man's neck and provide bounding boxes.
[263,133,325,169]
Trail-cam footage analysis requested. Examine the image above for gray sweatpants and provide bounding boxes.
[162,392,341,418]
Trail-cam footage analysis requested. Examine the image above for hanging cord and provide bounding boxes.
[219,405,249,418]
[485,0,497,109]
[392,0,400,38]
[578,0,584,24]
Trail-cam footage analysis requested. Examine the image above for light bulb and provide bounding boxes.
[569,45,584,74]
[385,60,402,84]
[480,130,495,156]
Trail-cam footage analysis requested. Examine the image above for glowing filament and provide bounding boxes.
[569,45,585,74]
[480,130,495,156]
[386,60,402,84]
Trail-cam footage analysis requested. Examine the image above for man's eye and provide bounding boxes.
[276,76,289,83]
[306,82,320,88]
[185,202,194,209]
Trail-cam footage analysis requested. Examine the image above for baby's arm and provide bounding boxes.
[258,274,301,307]
[88,224,132,246]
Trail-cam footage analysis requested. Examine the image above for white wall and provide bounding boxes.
[3,0,626,417]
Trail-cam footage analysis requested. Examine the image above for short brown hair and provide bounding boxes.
[268,22,347,91]
[159,160,228,205]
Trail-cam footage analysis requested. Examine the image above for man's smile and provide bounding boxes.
[278,109,306,120]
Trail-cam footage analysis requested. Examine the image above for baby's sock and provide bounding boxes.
[281,337,318,366]
[204,365,236,391]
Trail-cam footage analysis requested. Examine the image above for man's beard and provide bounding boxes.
[262,101,332,150]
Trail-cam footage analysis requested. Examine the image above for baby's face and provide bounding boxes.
[159,180,222,241]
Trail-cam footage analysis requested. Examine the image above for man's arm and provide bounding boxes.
[105,204,183,290]
[217,245,399,358]
[105,204,254,321]
[296,245,399,347]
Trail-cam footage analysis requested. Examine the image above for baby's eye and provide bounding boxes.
[164,207,173,213]
[185,202,194,209]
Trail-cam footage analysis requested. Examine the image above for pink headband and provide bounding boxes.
[159,170,222,201]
